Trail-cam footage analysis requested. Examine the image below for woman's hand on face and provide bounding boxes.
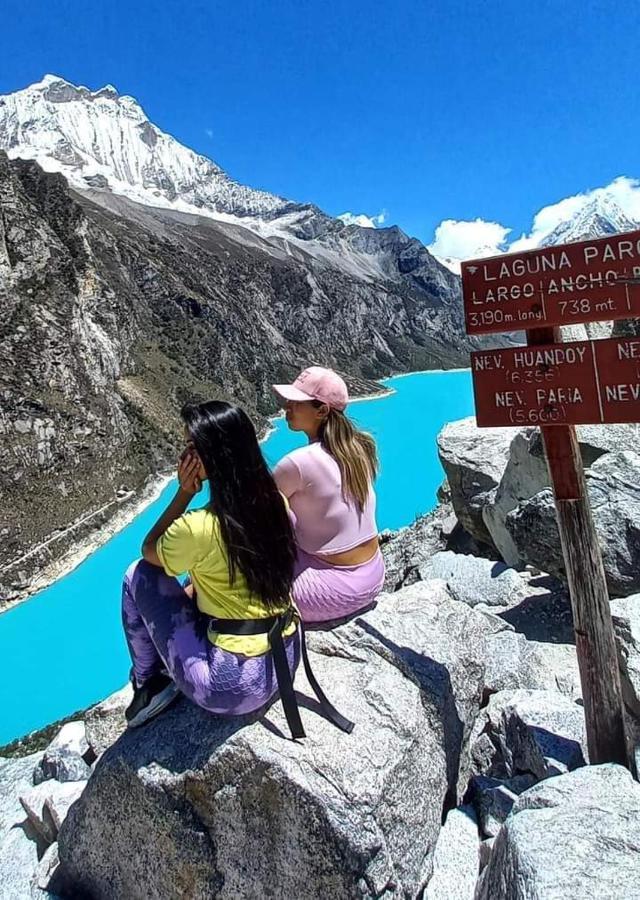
[178,449,203,495]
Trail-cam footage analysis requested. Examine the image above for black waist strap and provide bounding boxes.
[210,611,354,739]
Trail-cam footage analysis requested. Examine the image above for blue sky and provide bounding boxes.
[3,0,640,252]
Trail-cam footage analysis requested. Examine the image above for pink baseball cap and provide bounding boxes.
[272,366,349,411]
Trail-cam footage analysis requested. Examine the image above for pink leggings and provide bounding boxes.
[292,548,386,625]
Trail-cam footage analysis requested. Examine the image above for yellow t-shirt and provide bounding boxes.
[156,508,295,657]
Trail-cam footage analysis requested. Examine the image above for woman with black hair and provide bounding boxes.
[121,400,303,731]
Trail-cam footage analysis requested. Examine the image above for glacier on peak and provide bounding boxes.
[0,74,294,225]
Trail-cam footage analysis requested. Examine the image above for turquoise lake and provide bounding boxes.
[0,369,473,745]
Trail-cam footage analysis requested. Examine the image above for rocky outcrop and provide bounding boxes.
[33,721,91,784]
[0,722,92,898]
[0,752,47,898]
[477,764,640,899]
[420,551,530,609]
[466,774,536,839]
[380,504,498,593]
[505,451,640,596]
[482,630,581,700]
[437,420,515,545]
[83,683,132,758]
[20,779,86,845]
[2,510,637,898]
[54,583,494,898]
[439,417,640,596]
[611,594,640,717]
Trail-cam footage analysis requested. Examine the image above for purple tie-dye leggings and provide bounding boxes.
[122,560,300,716]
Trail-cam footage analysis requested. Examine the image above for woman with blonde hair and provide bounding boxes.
[272,366,384,625]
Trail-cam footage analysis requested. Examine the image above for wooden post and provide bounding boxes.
[528,327,632,770]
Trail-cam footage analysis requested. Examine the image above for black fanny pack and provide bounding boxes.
[210,609,353,739]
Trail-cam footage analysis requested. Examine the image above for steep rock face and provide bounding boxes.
[0,151,468,596]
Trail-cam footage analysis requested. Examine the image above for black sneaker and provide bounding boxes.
[125,673,180,729]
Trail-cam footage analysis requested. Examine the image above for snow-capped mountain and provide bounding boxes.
[537,194,638,248]
[0,75,466,293]
[433,190,640,273]
[0,74,295,221]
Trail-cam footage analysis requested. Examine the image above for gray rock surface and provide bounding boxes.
[31,843,61,899]
[504,489,560,574]
[0,825,42,900]
[34,746,91,785]
[483,630,581,699]
[477,764,640,900]
[424,806,479,900]
[20,783,59,845]
[483,429,551,565]
[468,775,536,839]
[611,593,640,719]
[610,593,640,767]
[506,452,640,596]
[491,573,575,645]
[57,585,493,898]
[0,753,45,900]
[310,582,495,800]
[20,779,86,849]
[84,683,132,756]
[587,451,640,596]
[481,425,640,565]
[0,752,43,836]
[437,419,515,545]
[478,838,495,872]
[439,418,640,594]
[475,689,587,780]
[419,551,529,609]
[380,506,450,591]
[381,505,500,594]
[44,722,88,758]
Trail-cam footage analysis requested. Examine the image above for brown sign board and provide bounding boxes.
[471,336,640,427]
[462,229,640,335]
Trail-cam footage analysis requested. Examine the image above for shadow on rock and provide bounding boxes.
[499,578,575,645]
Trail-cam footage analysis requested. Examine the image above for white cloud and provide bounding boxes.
[427,218,511,263]
[510,176,640,252]
[338,210,387,229]
[205,128,214,138]
[428,176,640,265]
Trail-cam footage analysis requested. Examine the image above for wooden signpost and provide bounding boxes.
[462,230,640,772]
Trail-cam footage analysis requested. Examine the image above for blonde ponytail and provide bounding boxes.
[318,408,378,510]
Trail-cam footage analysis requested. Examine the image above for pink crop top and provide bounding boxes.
[273,442,378,556]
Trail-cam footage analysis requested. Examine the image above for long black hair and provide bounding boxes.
[181,400,296,611]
